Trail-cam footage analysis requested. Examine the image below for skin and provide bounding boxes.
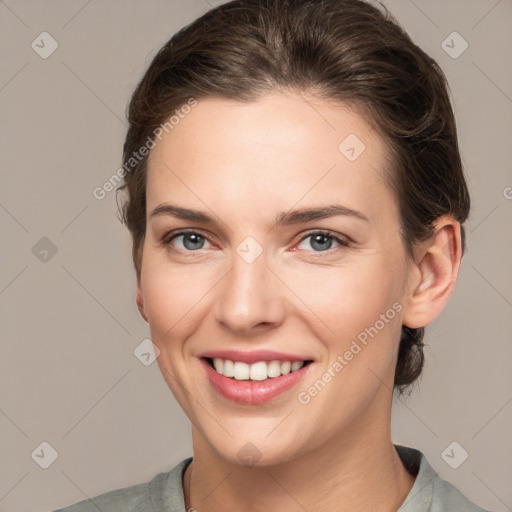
[136,91,462,511]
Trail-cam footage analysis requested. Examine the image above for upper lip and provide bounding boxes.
[200,349,314,364]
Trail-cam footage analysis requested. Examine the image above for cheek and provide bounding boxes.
[140,251,215,346]
[289,255,405,338]
[140,257,216,410]
[292,259,406,424]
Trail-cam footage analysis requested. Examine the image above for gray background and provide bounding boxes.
[1,1,511,511]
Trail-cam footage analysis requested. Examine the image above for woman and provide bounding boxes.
[54,0,492,510]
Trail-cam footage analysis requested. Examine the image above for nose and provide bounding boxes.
[213,248,286,334]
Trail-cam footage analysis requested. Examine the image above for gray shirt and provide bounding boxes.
[51,444,492,511]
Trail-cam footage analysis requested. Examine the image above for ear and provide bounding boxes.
[136,279,148,323]
[401,215,463,329]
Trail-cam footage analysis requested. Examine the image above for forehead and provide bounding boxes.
[145,91,396,225]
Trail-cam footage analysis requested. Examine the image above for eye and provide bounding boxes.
[163,230,213,252]
[162,229,348,255]
[295,231,349,253]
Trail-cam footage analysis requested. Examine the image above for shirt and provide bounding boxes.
[51,444,492,511]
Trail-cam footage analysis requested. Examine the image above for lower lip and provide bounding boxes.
[200,358,312,405]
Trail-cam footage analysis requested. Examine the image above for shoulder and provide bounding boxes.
[395,444,493,512]
[429,472,493,512]
[50,479,155,512]
[50,458,192,512]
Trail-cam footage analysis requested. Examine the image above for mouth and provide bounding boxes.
[203,356,314,381]
[200,356,314,405]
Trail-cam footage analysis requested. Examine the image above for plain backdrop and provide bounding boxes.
[1,1,511,511]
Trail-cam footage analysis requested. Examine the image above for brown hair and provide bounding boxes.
[117,0,470,394]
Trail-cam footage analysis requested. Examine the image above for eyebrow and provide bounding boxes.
[149,203,369,229]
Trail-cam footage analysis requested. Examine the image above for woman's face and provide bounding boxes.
[137,91,414,465]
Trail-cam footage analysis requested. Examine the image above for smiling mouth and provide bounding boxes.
[203,357,314,381]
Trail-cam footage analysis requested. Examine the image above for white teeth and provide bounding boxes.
[233,361,250,380]
[223,359,235,378]
[249,361,268,381]
[210,358,306,380]
[280,361,291,375]
[291,361,303,372]
[267,360,282,378]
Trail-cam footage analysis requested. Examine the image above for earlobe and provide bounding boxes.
[401,216,463,329]
[136,280,148,323]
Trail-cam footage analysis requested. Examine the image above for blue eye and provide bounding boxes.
[163,229,348,255]
[297,231,348,252]
[164,231,211,251]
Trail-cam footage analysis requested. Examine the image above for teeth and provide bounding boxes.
[222,359,234,378]
[249,361,268,381]
[211,358,305,380]
[233,361,250,380]
[267,360,281,378]
[213,358,223,373]
[280,361,291,375]
[291,361,303,372]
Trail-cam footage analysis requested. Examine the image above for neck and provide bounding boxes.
[183,405,415,512]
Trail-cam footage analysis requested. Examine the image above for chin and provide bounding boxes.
[203,429,306,469]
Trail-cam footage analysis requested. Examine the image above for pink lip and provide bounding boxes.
[200,358,312,405]
[200,349,312,364]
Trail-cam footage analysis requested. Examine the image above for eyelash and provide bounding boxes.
[162,229,349,255]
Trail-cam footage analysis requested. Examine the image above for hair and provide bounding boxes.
[117,0,470,394]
